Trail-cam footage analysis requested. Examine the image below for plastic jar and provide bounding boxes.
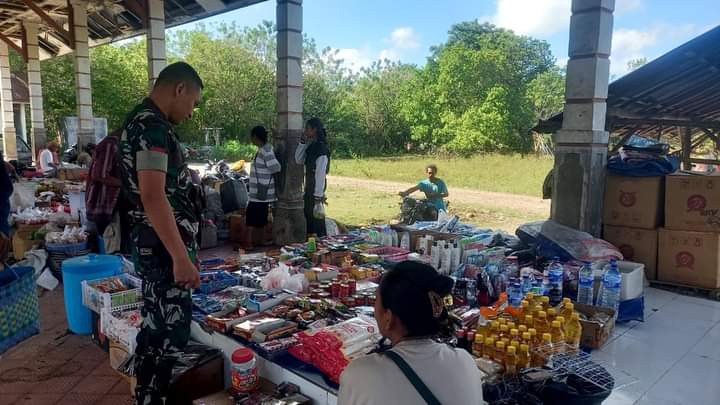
[231,348,259,393]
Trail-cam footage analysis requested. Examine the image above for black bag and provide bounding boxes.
[220,179,248,213]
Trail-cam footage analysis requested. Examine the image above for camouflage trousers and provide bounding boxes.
[131,225,193,405]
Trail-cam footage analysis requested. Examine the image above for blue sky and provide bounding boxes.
[172,0,720,77]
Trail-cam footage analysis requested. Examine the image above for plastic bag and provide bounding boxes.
[10,185,36,212]
[525,220,623,262]
[118,343,222,382]
[261,264,292,290]
[285,273,309,293]
[325,218,339,237]
[313,201,326,220]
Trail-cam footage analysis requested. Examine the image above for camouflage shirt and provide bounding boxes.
[120,98,199,249]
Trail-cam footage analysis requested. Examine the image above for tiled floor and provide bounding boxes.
[0,289,132,405]
[594,287,720,405]
[3,284,720,404]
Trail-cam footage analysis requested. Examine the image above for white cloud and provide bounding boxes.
[333,47,374,71]
[610,23,708,77]
[379,48,401,61]
[388,27,420,50]
[615,0,643,15]
[491,0,570,36]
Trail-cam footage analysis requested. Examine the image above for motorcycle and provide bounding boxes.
[399,196,439,225]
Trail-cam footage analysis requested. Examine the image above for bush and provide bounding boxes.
[213,140,256,162]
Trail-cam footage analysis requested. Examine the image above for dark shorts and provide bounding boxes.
[246,201,269,227]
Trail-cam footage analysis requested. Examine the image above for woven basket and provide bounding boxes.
[47,242,90,282]
[0,266,40,354]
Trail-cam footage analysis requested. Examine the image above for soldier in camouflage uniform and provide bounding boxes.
[119,62,204,405]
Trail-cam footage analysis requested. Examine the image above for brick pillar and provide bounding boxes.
[146,0,166,91]
[0,42,17,161]
[70,0,94,149]
[551,0,614,236]
[273,0,306,245]
[23,21,47,160]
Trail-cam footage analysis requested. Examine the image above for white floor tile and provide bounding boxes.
[690,322,720,362]
[642,353,720,405]
[644,287,679,310]
[635,394,685,405]
[674,294,720,310]
[594,335,682,382]
[652,299,720,324]
[622,312,716,351]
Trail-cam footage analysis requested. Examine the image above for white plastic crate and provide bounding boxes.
[101,308,141,353]
[82,273,142,314]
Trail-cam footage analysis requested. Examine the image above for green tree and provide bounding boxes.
[526,67,565,120]
[626,57,648,72]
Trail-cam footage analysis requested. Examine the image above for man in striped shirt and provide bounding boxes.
[247,126,281,248]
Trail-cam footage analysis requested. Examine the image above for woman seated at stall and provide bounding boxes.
[338,261,484,405]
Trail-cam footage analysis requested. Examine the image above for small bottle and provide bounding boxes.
[499,324,509,338]
[473,334,485,357]
[505,345,518,375]
[466,331,476,354]
[533,333,553,367]
[456,329,467,350]
[498,318,508,327]
[577,261,595,305]
[565,313,583,349]
[526,292,536,306]
[555,316,566,334]
[476,320,491,338]
[528,328,539,346]
[519,300,530,320]
[524,315,534,329]
[560,302,575,329]
[531,305,543,318]
[522,332,532,347]
[501,337,510,347]
[534,311,550,336]
[307,237,317,253]
[541,296,550,310]
[547,308,557,323]
[489,321,500,339]
[483,337,496,359]
[518,325,528,335]
[551,321,565,349]
[494,341,506,366]
[519,344,531,369]
[510,329,520,347]
[507,321,517,331]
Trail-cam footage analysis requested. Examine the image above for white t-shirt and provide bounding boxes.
[338,339,485,405]
[38,149,55,173]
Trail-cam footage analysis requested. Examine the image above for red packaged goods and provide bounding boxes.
[288,317,380,383]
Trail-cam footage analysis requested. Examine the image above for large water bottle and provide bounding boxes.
[577,261,595,305]
[509,282,523,308]
[599,259,622,311]
[548,257,565,306]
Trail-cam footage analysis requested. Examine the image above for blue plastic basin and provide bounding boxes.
[62,254,122,335]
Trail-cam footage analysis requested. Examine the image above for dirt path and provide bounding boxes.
[328,175,550,216]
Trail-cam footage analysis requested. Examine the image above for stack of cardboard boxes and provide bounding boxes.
[603,174,720,290]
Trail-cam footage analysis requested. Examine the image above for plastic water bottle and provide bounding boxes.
[521,274,533,296]
[599,259,622,311]
[548,258,565,306]
[509,282,523,308]
[505,256,520,278]
[577,261,594,305]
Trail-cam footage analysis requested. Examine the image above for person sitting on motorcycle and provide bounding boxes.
[398,164,449,215]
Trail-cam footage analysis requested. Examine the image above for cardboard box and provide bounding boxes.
[604,176,664,229]
[229,214,248,244]
[57,168,88,181]
[12,233,39,260]
[603,225,658,280]
[658,228,720,289]
[665,173,720,232]
[575,303,616,349]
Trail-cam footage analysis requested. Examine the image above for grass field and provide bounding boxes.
[331,154,553,197]
[325,184,543,234]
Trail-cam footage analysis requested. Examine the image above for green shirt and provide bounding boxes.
[120,98,199,249]
[418,178,448,211]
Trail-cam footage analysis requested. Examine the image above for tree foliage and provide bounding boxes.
[22,20,564,156]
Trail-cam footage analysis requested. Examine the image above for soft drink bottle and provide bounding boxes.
[599,259,622,311]
[577,261,594,305]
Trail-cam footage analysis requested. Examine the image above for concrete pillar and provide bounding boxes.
[0,42,17,161]
[146,0,167,90]
[23,22,47,159]
[273,0,305,245]
[70,0,94,149]
[551,0,614,237]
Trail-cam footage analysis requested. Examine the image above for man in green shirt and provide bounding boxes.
[399,164,449,215]
[119,62,203,404]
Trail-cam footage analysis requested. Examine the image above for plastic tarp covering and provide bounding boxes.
[517,221,622,262]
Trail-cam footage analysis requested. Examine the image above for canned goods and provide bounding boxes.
[311,289,324,298]
[331,282,341,298]
[348,280,357,296]
[340,283,350,298]
[343,297,356,307]
[318,292,331,300]
[368,295,376,306]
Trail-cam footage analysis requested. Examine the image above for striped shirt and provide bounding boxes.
[249,143,282,202]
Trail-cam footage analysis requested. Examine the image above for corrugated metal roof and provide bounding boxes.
[536,25,720,139]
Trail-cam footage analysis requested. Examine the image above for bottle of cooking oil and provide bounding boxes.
[494,341,506,366]
[555,316,566,334]
[505,345,518,375]
[510,329,520,347]
[489,321,500,339]
[522,332,532,347]
[483,337,495,360]
[519,300,530,320]
[526,292,536,307]
[524,315,534,329]
[560,302,575,328]
[541,296,551,310]
[519,344,531,369]
[473,334,485,357]
[532,333,553,367]
[507,321,517,331]
[518,324,528,335]
[547,308,557,323]
[528,328,539,346]
[565,313,583,349]
[501,337,510,347]
[531,305,543,318]
[476,319,491,338]
[499,324,509,338]
[534,311,550,336]
[498,318,508,327]
[551,321,566,353]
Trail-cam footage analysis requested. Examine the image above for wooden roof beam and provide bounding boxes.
[20,0,72,47]
[0,32,26,61]
[123,0,148,27]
